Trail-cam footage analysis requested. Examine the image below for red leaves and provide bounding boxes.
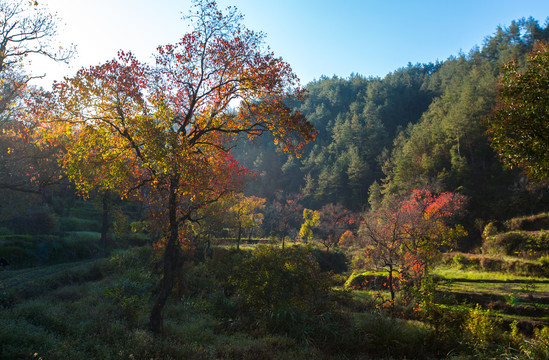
[30,0,315,256]
[361,188,467,290]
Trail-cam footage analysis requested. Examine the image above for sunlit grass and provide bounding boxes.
[433,266,549,282]
[441,281,549,295]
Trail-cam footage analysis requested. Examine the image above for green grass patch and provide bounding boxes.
[433,266,549,282]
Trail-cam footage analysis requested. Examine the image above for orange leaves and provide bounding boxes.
[29,0,314,245]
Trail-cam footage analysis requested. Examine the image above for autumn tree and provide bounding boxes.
[298,208,320,243]
[317,202,356,252]
[227,193,266,250]
[265,191,303,248]
[488,41,549,180]
[0,0,73,198]
[360,197,407,301]
[31,0,315,334]
[360,189,466,302]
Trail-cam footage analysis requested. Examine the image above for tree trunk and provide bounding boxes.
[236,222,242,251]
[100,190,110,256]
[388,264,395,302]
[150,179,180,335]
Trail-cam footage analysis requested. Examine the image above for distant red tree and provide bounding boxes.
[317,203,357,252]
[360,189,466,301]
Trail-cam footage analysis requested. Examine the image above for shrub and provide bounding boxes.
[420,303,469,349]
[0,226,12,235]
[483,230,549,256]
[483,231,528,255]
[0,316,58,359]
[452,253,468,268]
[462,304,504,353]
[526,231,549,253]
[108,246,156,272]
[505,213,549,231]
[344,272,394,291]
[539,255,549,267]
[482,222,499,239]
[205,247,249,287]
[518,326,549,359]
[229,246,332,314]
[311,248,349,273]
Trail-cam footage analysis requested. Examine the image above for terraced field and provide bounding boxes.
[433,268,549,333]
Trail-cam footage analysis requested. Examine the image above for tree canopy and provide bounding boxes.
[28,0,316,334]
[488,41,549,181]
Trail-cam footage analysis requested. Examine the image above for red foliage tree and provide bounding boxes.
[317,203,357,252]
[360,189,466,301]
[29,0,316,334]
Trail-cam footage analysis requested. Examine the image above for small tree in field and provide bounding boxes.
[360,197,408,301]
[266,191,303,248]
[30,0,316,334]
[317,203,356,252]
[360,189,466,302]
[298,208,320,243]
[227,193,266,250]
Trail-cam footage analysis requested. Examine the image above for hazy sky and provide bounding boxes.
[30,0,549,88]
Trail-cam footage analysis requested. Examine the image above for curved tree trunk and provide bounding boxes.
[150,179,180,335]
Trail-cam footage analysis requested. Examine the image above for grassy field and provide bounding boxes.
[2,244,549,359]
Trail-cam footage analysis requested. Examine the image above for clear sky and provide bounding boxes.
[30,0,549,89]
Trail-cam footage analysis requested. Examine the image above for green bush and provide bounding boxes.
[108,246,156,272]
[229,246,332,314]
[526,231,549,253]
[482,221,499,239]
[452,253,468,268]
[539,255,549,267]
[59,217,101,232]
[0,233,104,269]
[0,245,37,267]
[344,271,394,291]
[484,231,529,255]
[517,326,549,359]
[0,234,33,245]
[483,230,549,256]
[311,249,349,273]
[462,304,504,355]
[505,213,549,231]
[205,247,249,287]
[0,315,58,359]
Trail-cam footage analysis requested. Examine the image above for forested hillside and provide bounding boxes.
[237,17,549,246]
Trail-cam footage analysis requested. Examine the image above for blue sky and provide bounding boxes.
[32,0,549,88]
